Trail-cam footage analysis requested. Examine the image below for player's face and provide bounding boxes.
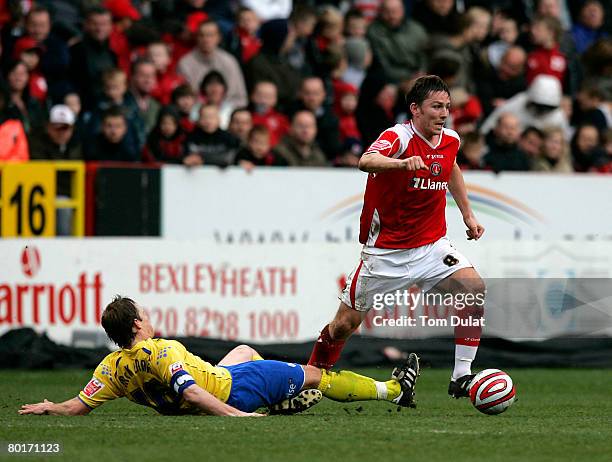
[137,306,155,339]
[414,91,450,137]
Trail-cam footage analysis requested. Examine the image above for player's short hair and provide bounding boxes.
[102,105,126,121]
[101,296,141,348]
[405,75,450,120]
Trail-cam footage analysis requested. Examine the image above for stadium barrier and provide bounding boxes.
[0,239,610,347]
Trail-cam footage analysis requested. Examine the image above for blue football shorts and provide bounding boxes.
[221,360,305,412]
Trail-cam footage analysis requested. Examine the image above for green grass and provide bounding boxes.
[1,368,611,462]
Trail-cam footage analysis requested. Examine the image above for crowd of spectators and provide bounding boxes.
[0,0,610,173]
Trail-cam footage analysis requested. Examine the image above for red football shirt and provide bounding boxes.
[359,121,460,249]
[526,46,567,87]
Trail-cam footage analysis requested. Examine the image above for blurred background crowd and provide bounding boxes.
[0,0,610,173]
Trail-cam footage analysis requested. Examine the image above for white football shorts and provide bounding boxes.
[339,236,474,312]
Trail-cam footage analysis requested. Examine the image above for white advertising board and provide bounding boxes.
[162,167,612,243]
[1,239,611,346]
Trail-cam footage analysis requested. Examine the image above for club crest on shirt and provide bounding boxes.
[83,378,104,397]
[430,162,442,176]
[169,361,184,375]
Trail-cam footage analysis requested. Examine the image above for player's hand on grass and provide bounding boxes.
[19,399,54,415]
[400,156,428,171]
[464,214,484,240]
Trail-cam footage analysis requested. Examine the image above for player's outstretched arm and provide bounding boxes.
[448,162,485,240]
[182,384,264,417]
[358,152,429,173]
[19,397,91,416]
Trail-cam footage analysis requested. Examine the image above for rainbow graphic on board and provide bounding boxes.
[319,184,546,227]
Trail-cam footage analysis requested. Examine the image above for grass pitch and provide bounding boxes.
[1,368,610,462]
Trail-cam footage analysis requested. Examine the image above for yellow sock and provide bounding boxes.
[317,370,402,402]
[252,353,264,361]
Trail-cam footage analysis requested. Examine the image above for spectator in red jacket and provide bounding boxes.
[0,88,28,162]
[335,85,361,143]
[228,7,262,64]
[11,37,47,103]
[104,0,140,76]
[148,42,185,105]
[527,15,567,88]
[171,84,197,133]
[249,80,289,147]
[142,106,187,164]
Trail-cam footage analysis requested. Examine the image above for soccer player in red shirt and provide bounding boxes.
[308,75,486,400]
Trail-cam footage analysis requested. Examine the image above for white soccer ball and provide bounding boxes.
[468,368,516,415]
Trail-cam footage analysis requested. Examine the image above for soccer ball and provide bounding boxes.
[468,369,516,415]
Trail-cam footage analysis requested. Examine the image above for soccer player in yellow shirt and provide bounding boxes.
[19,296,420,417]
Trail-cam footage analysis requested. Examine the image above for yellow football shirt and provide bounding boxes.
[78,338,232,415]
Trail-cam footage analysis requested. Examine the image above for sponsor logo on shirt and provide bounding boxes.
[83,378,104,398]
[412,178,448,190]
[169,362,184,375]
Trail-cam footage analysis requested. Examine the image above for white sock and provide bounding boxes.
[452,344,478,380]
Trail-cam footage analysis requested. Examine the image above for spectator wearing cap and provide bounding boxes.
[20,6,71,102]
[0,88,28,162]
[104,0,141,77]
[69,7,118,110]
[30,104,82,162]
[366,0,428,84]
[480,74,570,138]
[244,19,301,111]
[177,19,248,108]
